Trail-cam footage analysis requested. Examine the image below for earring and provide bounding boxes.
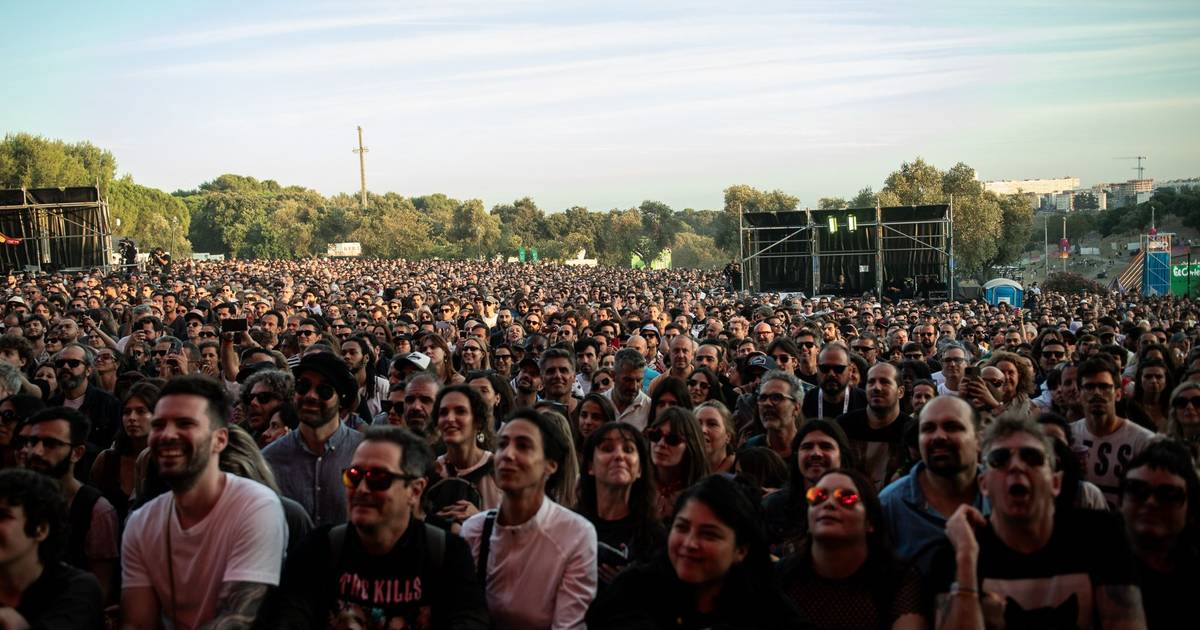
[476,431,485,445]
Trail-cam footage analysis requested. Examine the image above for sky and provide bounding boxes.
[3,0,1199,212]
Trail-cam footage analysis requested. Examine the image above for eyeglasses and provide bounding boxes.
[248,392,281,405]
[904,353,924,359]
[771,354,792,364]
[198,331,217,339]
[0,410,18,425]
[983,378,1006,388]
[645,428,684,446]
[494,354,513,361]
[1123,479,1187,507]
[296,378,337,401]
[342,466,418,491]
[1172,396,1200,409]
[55,358,85,369]
[13,435,73,450]
[45,337,61,344]
[758,392,795,404]
[797,342,816,349]
[985,446,1047,469]
[942,357,966,364]
[297,330,317,338]
[805,486,861,509]
[1041,351,1065,359]
[687,379,711,390]
[818,364,847,374]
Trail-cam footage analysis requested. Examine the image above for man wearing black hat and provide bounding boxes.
[263,353,364,526]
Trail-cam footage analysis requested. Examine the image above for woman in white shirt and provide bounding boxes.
[461,409,598,630]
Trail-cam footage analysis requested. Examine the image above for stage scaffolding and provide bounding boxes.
[0,187,113,272]
[738,203,954,300]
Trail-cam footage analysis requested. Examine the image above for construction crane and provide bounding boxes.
[1115,156,1148,180]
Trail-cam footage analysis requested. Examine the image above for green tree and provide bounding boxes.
[635,200,684,267]
[672,232,726,269]
[849,187,877,208]
[352,193,431,259]
[988,194,1035,268]
[818,197,848,210]
[490,197,547,252]
[0,133,117,194]
[1075,191,1099,210]
[449,199,501,258]
[108,176,191,254]
[718,185,800,251]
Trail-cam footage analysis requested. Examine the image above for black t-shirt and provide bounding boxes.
[593,514,636,555]
[274,519,488,630]
[802,387,868,420]
[1137,547,1200,630]
[836,410,912,490]
[930,509,1138,629]
[18,562,103,630]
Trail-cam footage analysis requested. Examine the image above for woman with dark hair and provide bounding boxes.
[778,468,926,629]
[461,409,598,630]
[686,366,723,407]
[418,332,465,385]
[696,400,737,474]
[646,377,693,428]
[0,394,45,468]
[763,418,857,554]
[466,370,514,430]
[590,367,615,395]
[735,447,789,494]
[588,475,806,629]
[647,407,711,521]
[1126,357,1175,432]
[577,422,665,586]
[90,381,159,520]
[432,384,500,525]
[573,392,617,448]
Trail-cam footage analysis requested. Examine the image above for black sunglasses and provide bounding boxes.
[985,446,1046,469]
[55,358,85,369]
[296,378,337,401]
[1172,396,1200,409]
[248,392,281,405]
[818,364,847,374]
[341,466,418,492]
[1123,479,1187,506]
[645,428,684,446]
[13,435,73,450]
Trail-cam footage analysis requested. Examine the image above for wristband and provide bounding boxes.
[949,582,978,596]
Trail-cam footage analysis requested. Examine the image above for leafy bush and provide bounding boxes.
[1043,271,1105,294]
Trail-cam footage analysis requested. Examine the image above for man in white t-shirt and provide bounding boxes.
[1069,357,1156,508]
[121,375,286,630]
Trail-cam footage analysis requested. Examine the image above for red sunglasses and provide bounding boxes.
[805,486,861,509]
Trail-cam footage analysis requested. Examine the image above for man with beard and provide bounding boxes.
[1070,356,1156,508]
[605,349,651,430]
[239,369,293,446]
[936,343,970,396]
[121,375,286,630]
[745,370,803,460]
[341,336,388,419]
[622,335,661,388]
[802,345,867,420]
[879,395,988,574]
[915,323,940,368]
[16,407,119,603]
[401,373,440,438]
[648,335,697,394]
[272,426,488,628]
[512,357,544,410]
[539,349,578,416]
[263,353,364,526]
[793,329,820,387]
[47,343,119,482]
[573,338,600,395]
[836,362,912,490]
[935,417,1146,629]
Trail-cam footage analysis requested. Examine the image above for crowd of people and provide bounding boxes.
[0,256,1195,629]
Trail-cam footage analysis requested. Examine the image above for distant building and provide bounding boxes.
[1106,179,1155,209]
[1156,178,1200,193]
[983,177,1081,196]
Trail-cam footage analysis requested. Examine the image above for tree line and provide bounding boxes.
[2,132,1066,274]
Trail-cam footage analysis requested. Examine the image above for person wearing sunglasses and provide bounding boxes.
[238,369,293,443]
[462,409,598,630]
[263,353,364,527]
[588,474,805,629]
[646,407,710,522]
[935,416,1147,630]
[1119,440,1200,629]
[272,425,489,628]
[1165,381,1200,463]
[802,345,868,421]
[45,343,121,476]
[777,468,926,629]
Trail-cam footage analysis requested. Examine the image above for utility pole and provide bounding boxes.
[353,126,369,209]
[1044,216,1049,279]
[1062,215,1067,273]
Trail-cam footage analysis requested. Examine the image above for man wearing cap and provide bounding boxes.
[512,356,544,410]
[182,309,206,344]
[263,353,365,526]
[639,324,662,367]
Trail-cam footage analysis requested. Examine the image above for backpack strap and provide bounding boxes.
[327,524,349,569]
[423,522,446,573]
[475,510,498,585]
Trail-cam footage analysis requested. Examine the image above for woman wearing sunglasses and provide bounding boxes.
[0,394,45,469]
[431,385,500,525]
[457,337,491,373]
[778,468,926,630]
[576,422,665,587]
[764,419,856,555]
[646,407,710,521]
[686,366,722,407]
[590,367,615,396]
[588,475,805,629]
[1165,381,1200,465]
[462,409,598,630]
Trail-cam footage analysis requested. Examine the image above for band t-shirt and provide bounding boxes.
[277,519,486,629]
[930,509,1139,630]
[1069,418,1156,507]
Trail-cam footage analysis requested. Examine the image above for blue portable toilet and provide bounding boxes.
[983,278,1024,306]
